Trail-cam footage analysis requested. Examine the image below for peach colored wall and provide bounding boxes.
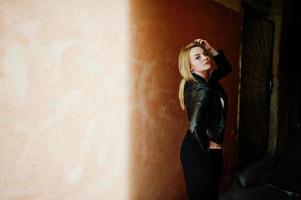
[129,0,241,199]
[0,0,240,199]
[0,1,130,199]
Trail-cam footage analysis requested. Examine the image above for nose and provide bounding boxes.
[203,57,209,62]
[203,57,210,65]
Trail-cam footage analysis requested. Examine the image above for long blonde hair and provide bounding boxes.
[178,42,202,110]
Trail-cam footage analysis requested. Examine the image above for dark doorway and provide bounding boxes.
[238,3,274,168]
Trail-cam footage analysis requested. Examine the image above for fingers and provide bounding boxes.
[194,39,207,50]
[194,38,204,45]
[194,38,214,57]
[194,38,212,49]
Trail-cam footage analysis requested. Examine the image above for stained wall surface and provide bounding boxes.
[0,0,241,200]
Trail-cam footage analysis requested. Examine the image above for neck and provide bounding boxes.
[193,71,209,81]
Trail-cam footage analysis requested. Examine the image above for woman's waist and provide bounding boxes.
[208,139,223,149]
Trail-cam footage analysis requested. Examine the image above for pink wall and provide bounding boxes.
[0,1,131,199]
[129,0,241,199]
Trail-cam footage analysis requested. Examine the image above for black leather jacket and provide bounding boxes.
[184,49,232,151]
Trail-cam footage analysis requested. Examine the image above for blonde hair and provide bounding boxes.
[178,42,202,110]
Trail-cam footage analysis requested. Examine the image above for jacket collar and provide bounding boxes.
[192,72,209,84]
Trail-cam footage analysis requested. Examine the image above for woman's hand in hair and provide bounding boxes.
[194,38,219,56]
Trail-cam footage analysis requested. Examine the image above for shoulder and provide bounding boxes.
[189,79,210,90]
[186,80,211,98]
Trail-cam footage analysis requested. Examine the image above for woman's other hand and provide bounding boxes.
[194,38,219,56]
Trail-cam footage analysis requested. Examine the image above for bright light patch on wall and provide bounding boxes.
[0,0,129,199]
[80,1,130,199]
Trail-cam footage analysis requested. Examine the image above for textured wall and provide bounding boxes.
[129,0,241,199]
[0,1,130,199]
[0,0,240,199]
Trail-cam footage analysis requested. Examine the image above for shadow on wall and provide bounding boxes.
[128,0,241,199]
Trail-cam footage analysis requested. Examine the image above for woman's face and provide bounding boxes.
[189,46,212,73]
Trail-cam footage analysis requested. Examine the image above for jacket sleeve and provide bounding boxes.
[205,121,224,145]
[210,49,232,81]
[189,85,210,151]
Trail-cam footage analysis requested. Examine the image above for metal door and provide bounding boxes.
[238,5,274,168]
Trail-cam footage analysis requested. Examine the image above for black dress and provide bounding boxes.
[180,49,232,200]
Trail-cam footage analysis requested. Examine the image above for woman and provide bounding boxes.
[179,39,232,200]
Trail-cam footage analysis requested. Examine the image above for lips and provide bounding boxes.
[204,60,210,65]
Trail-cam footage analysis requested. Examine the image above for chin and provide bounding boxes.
[195,65,212,73]
[203,65,212,71]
